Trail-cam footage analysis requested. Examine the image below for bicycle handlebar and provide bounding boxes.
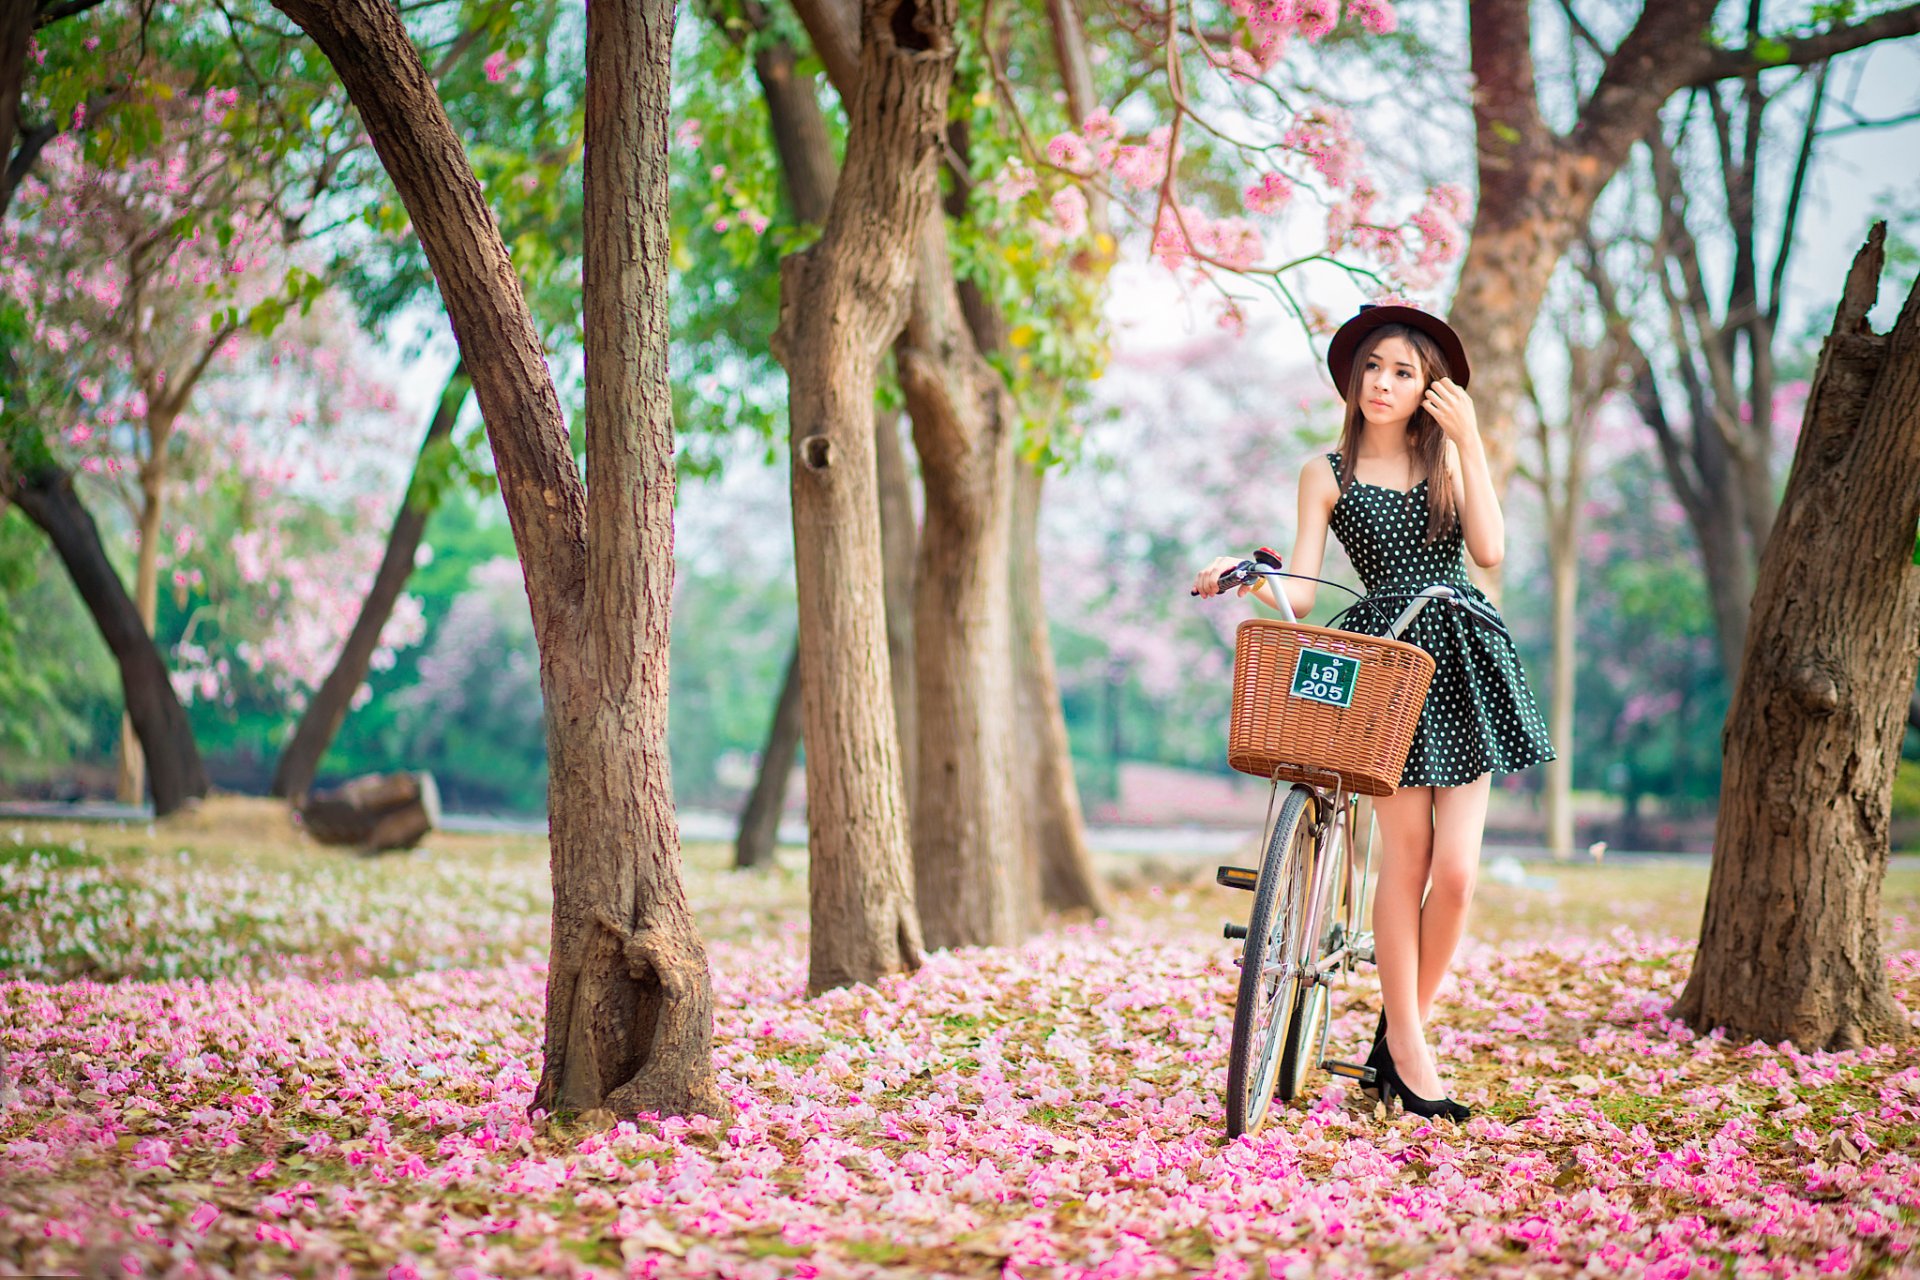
[1191,554,1510,641]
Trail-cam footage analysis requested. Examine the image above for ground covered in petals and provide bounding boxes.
[3,808,1919,1279]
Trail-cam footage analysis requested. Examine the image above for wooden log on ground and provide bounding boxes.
[298,771,440,853]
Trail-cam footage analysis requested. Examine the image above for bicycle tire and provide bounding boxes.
[1224,785,1316,1138]
[1278,978,1332,1102]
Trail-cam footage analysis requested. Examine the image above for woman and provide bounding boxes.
[1193,304,1554,1120]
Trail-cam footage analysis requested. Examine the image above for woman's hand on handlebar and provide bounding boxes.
[1192,555,1251,598]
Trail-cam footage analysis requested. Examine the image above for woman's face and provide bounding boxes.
[1356,334,1427,428]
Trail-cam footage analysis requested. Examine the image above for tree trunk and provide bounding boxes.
[2,458,207,815]
[272,364,470,802]
[1671,226,1917,1050]
[728,4,920,870]
[900,212,1021,950]
[1544,502,1578,859]
[874,403,918,795]
[116,421,171,805]
[734,646,801,869]
[1011,458,1105,914]
[731,409,915,872]
[0,0,36,220]
[768,0,951,993]
[1449,0,1726,506]
[273,0,725,1120]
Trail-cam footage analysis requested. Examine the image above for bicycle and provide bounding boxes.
[1195,550,1506,1137]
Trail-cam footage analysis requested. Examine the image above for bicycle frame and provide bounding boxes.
[1216,566,1468,1130]
[1246,576,1452,995]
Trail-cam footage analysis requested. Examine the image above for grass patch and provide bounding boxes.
[0,839,105,869]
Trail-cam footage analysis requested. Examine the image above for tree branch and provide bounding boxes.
[1687,5,1920,85]
[34,0,110,26]
[1767,62,1827,329]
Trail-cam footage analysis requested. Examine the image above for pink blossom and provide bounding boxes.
[1349,0,1398,33]
[1050,187,1089,239]
[483,50,511,82]
[1242,171,1293,215]
[1046,132,1091,174]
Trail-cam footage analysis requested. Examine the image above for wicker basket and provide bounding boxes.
[1227,618,1436,796]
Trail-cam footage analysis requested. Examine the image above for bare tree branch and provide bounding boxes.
[1687,5,1920,85]
[1768,62,1828,329]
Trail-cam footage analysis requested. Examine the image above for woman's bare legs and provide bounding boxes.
[1420,774,1491,1018]
[1370,785,1443,1099]
[1371,774,1492,1100]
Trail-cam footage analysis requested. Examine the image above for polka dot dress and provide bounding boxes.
[1324,452,1555,789]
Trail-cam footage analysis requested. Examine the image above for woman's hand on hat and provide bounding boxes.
[1422,376,1479,446]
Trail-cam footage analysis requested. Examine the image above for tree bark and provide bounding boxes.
[1011,458,1104,914]
[794,0,1026,951]
[725,2,919,871]
[1544,518,1576,858]
[898,211,1021,950]
[272,0,725,1120]
[0,457,207,814]
[272,364,470,803]
[116,409,175,805]
[0,0,36,220]
[874,403,918,796]
[1446,0,1920,512]
[734,646,802,870]
[1671,225,1917,1050]
[769,0,950,993]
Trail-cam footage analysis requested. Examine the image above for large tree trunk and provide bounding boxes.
[2,458,207,815]
[1011,458,1104,914]
[768,0,951,993]
[899,212,1021,950]
[726,5,919,871]
[1671,226,1917,1050]
[272,0,725,1120]
[1448,0,1735,504]
[1454,0,1920,517]
[731,410,915,872]
[272,365,470,802]
[791,0,1023,951]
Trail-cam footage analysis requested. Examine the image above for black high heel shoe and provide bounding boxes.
[1360,1013,1389,1098]
[1376,1041,1471,1122]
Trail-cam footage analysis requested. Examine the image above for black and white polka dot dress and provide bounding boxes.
[1325,452,1555,789]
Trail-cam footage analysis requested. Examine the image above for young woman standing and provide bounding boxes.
[1193,305,1554,1120]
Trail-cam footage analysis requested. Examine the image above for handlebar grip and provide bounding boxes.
[1189,560,1257,597]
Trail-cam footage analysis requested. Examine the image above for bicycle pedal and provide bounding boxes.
[1215,866,1258,891]
[1323,1059,1377,1085]
[1222,922,1249,940]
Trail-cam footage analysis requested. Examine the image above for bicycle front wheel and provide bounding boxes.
[1225,785,1317,1138]
[1277,807,1354,1101]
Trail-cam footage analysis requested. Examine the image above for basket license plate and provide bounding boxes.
[1290,647,1359,708]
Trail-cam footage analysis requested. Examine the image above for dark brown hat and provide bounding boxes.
[1327,304,1471,398]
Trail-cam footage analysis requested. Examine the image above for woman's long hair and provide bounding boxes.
[1332,323,1459,544]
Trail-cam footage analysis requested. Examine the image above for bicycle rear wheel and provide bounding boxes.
[1225,785,1317,1138]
